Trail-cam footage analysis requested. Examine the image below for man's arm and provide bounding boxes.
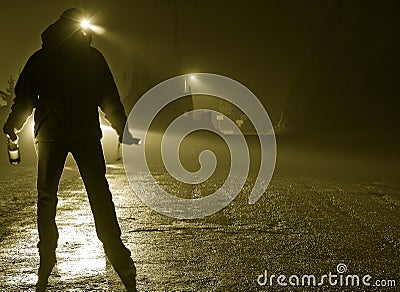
[3,53,40,140]
[94,48,134,143]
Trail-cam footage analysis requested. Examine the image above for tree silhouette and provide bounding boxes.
[0,75,17,126]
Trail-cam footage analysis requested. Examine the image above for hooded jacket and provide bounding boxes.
[4,12,128,142]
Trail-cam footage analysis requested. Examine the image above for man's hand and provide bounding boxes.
[3,123,18,141]
[119,128,141,145]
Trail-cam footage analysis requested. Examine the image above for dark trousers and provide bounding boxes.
[36,139,133,270]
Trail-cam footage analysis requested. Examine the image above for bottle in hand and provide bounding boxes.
[7,137,21,165]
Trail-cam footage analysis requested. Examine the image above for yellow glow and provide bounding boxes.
[89,24,105,35]
[79,18,105,35]
[56,211,106,280]
[100,122,120,162]
[80,19,90,29]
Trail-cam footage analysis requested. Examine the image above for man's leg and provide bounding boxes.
[36,141,68,289]
[71,140,136,290]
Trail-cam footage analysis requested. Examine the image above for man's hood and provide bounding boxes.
[41,10,92,50]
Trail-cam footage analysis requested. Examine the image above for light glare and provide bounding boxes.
[80,19,90,29]
[80,19,105,35]
[89,24,106,35]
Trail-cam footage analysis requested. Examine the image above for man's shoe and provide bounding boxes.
[36,256,56,292]
[35,278,48,292]
[116,265,137,292]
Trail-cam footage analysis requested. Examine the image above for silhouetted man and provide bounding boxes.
[3,8,137,291]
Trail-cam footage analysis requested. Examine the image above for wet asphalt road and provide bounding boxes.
[0,160,399,291]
